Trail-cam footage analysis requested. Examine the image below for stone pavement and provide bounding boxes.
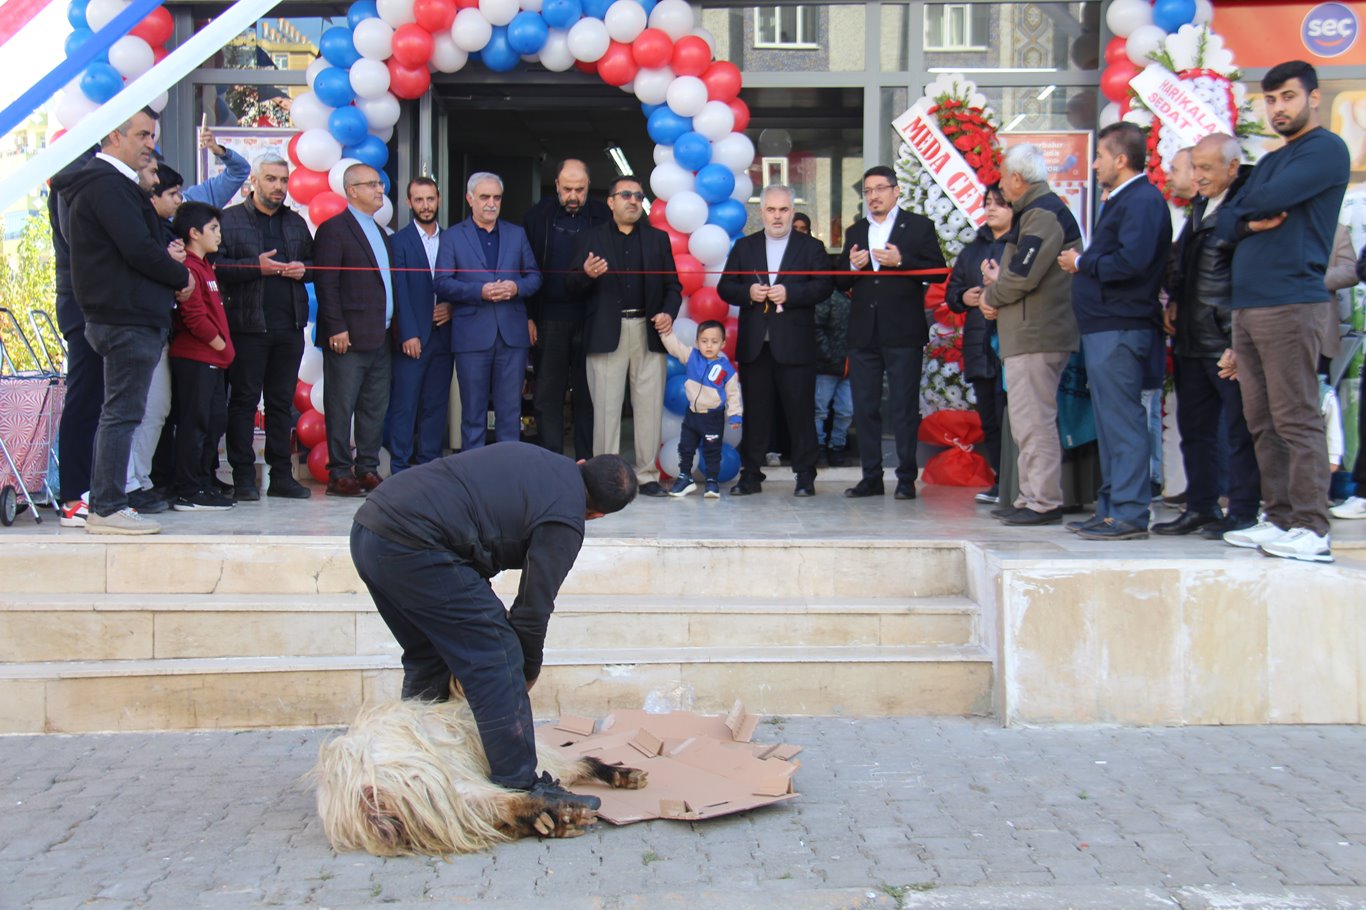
[3,718,1366,910]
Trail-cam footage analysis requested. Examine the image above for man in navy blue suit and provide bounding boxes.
[386,177,453,472]
[435,173,542,450]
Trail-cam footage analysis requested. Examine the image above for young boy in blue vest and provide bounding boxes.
[661,320,743,498]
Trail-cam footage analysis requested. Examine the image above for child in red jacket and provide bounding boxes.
[169,201,235,511]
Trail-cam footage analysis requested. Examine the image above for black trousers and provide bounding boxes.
[57,325,103,503]
[1174,354,1261,518]
[678,408,724,479]
[226,329,305,480]
[170,357,227,497]
[533,319,593,459]
[350,524,538,791]
[970,376,1006,475]
[850,344,924,483]
[738,343,817,484]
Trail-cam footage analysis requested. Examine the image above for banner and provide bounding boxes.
[1129,63,1232,148]
[892,98,989,229]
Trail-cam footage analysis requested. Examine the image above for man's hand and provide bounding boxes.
[432,302,452,326]
[1162,303,1177,336]
[749,283,769,303]
[767,284,788,307]
[180,271,196,298]
[1248,211,1287,233]
[209,336,227,352]
[1057,249,1081,274]
[981,259,1000,286]
[980,302,999,320]
[258,249,286,275]
[651,312,673,335]
[871,243,902,268]
[528,320,538,346]
[167,239,186,263]
[281,261,306,280]
[848,244,871,270]
[962,287,984,309]
[1217,348,1237,381]
[328,331,351,354]
[481,281,514,302]
[526,676,537,693]
[401,337,421,359]
[199,125,226,157]
[583,252,608,278]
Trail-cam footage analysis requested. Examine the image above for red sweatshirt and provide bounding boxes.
[170,251,234,369]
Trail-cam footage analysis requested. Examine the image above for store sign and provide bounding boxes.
[1302,2,1357,58]
[891,99,988,228]
[1213,2,1366,67]
[1128,64,1232,148]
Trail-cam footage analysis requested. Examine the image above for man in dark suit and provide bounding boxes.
[566,176,682,497]
[314,163,393,498]
[717,185,833,496]
[835,165,948,500]
[434,172,542,451]
[386,177,452,472]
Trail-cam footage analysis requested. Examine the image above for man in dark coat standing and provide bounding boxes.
[835,165,948,500]
[717,185,833,496]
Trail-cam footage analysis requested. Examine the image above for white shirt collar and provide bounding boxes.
[95,152,139,183]
[1106,173,1145,201]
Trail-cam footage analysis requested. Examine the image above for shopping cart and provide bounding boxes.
[0,307,65,525]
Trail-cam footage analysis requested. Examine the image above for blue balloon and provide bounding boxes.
[1152,0,1196,32]
[666,354,685,379]
[581,0,612,18]
[345,134,390,169]
[647,106,692,146]
[695,163,735,204]
[672,131,711,171]
[697,442,741,483]
[64,27,95,59]
[635,0,657,13]
[328,105,370,147]
[347,0,379,29]
[320,26,361,69]
[379,169,391,194]
[67,0,90,30]
[480,25,520,72]
[664,374,689,416]
[79,62,123,104]
[641,101,663,118]
[506,11,549,55]
[707,198,747,237]
[306,283,318,323]
[313,66,356,107]
[542,0,582,29]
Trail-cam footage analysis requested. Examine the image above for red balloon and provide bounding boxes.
[129,7,173,46]
[152,44,168,64]
[50,128,66,143]
[726,97,750,132]
[286,131,303,167]
[631,28,673,69]
[391,23,435,68]
[306,441,330,484]
[574,59,597,75]
[293,381,314,414]
[287,166,329,204]
[1103,35,1129,66]
[671,35,711,76]
[1101,62,1139,103]
[688,286,727,324]
[648,199,669,229]
[413,0,456,32]
[309,191,349,225]
[701,61,741,102]
[297,409,327,449]
[388,57,432,99]
[666,227,689,258]
[596,40,638,87]
[454,0,478,6]
[675,253,704,297]
[722,317,738,360]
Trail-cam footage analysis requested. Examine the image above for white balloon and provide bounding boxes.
[296,128,344,172]
[711,132,755,172]
[147,90,169,113]
[85,0,128,33]
[108,35,154,80]
[1122,109,1155,128]
[664,189,708,233]
[430,32,468,72]
[310,377,326,414]
[634,65,674,105]
[1125,24,1167,67]
[479,0,519,27]
[671,317,698,346]
[653,143,675,166]
[329,158,363,196]
[690,26,716,52]
[55,90,99,129]
[290,91,333,131]
[688,224,731,265]
[349,58,391,98]
[648,0,694,40]
[660,408,683,444]
[306,57,331,89]
[691,99,735,140]
[1193,0,1214,25]
[353,17,395,60]
[451,8,493,52]
[375,195,394,228]
[604,0,647,42]
[650,161,694,201]
[369,124,395,143]
[521,0,543,10]
[298,344,324,385]
[1098,102,1122,128]
[566,17,610,62]
[356,92,402,129]
[702,268,721,288]
[377,0,416,28]
[666,75,708,117]
[538,28,575,71]
[730,171,752,202]
[1105,0,1152,38]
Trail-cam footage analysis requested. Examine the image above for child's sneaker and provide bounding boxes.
[59,498,89,528]
[668,476,695,497]
[704,481,720,498]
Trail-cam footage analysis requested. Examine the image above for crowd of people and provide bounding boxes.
[43,59,1363,564]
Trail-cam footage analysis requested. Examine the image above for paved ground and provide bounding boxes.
[3,718,1366,910]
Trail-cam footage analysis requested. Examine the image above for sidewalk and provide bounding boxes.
[3,717,1365,909]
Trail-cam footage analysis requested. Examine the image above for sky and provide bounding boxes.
[0,2,74,117]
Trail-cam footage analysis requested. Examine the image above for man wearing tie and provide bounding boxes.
[387,177,453,472]
[434,172,542,450]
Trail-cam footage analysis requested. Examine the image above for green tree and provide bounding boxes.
[0,214,58,374]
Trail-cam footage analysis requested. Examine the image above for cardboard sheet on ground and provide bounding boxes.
[535,701,803,824]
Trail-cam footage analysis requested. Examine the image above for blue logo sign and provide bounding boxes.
[1302,2,1357,58]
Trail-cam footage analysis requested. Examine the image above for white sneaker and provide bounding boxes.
[1223,520,1288,549]
[1329,496,1366,520]
[1260,528,1333,564]
[85,507,161,535]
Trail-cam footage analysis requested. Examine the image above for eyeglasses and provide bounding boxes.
[862,184,896,196]
[612,191,646,201]
[348,180,383,189]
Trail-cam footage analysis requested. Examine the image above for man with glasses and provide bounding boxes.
[567,176,682,497]
[835,166,947,500]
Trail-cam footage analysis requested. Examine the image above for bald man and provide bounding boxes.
[523,159,612,458]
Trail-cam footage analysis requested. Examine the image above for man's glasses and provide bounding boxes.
[348,180,383,189]
[612,191,646,201]
[862,184,896,196]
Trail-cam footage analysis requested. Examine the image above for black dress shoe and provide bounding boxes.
[843,478,884,498]
[1151,510,1220,536]
[894,481,916,500]
[999,506,1064,526]
[991,504,1018,519]
[638,481,669,498]
[826,447,850,467]
[267,476,312,499]
[1199,514,1257,540]
[234,483,261,502]
[1076,517,1149,540]
[1066,514,1105,533]
[729,480,762,496]
[794,481,815,497]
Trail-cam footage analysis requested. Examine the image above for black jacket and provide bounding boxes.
[522,194,611,324]
[814,289,851,376]
[52,157,188,331]
[834,209,948,349]
[716,229,833,365]
[48,151,96,336]
[1167,167,1251,358]
[566,221,681,355]
[215,196,314,334]
[945,225,1007,381]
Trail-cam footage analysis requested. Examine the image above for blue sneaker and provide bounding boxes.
[704,481,720,498]
[669,476,696,497]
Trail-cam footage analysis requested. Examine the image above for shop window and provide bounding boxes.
[925,3,990,51]
[754,5,819,49]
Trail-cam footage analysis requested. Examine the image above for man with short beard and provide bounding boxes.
[216,153,314,500]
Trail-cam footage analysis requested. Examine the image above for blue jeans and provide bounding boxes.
[83,323,164,517]
[1082,329,1154,527]
[813,374,853,448]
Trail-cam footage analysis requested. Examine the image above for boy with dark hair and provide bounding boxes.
[660,319,743,498]
[168,201,236,511]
